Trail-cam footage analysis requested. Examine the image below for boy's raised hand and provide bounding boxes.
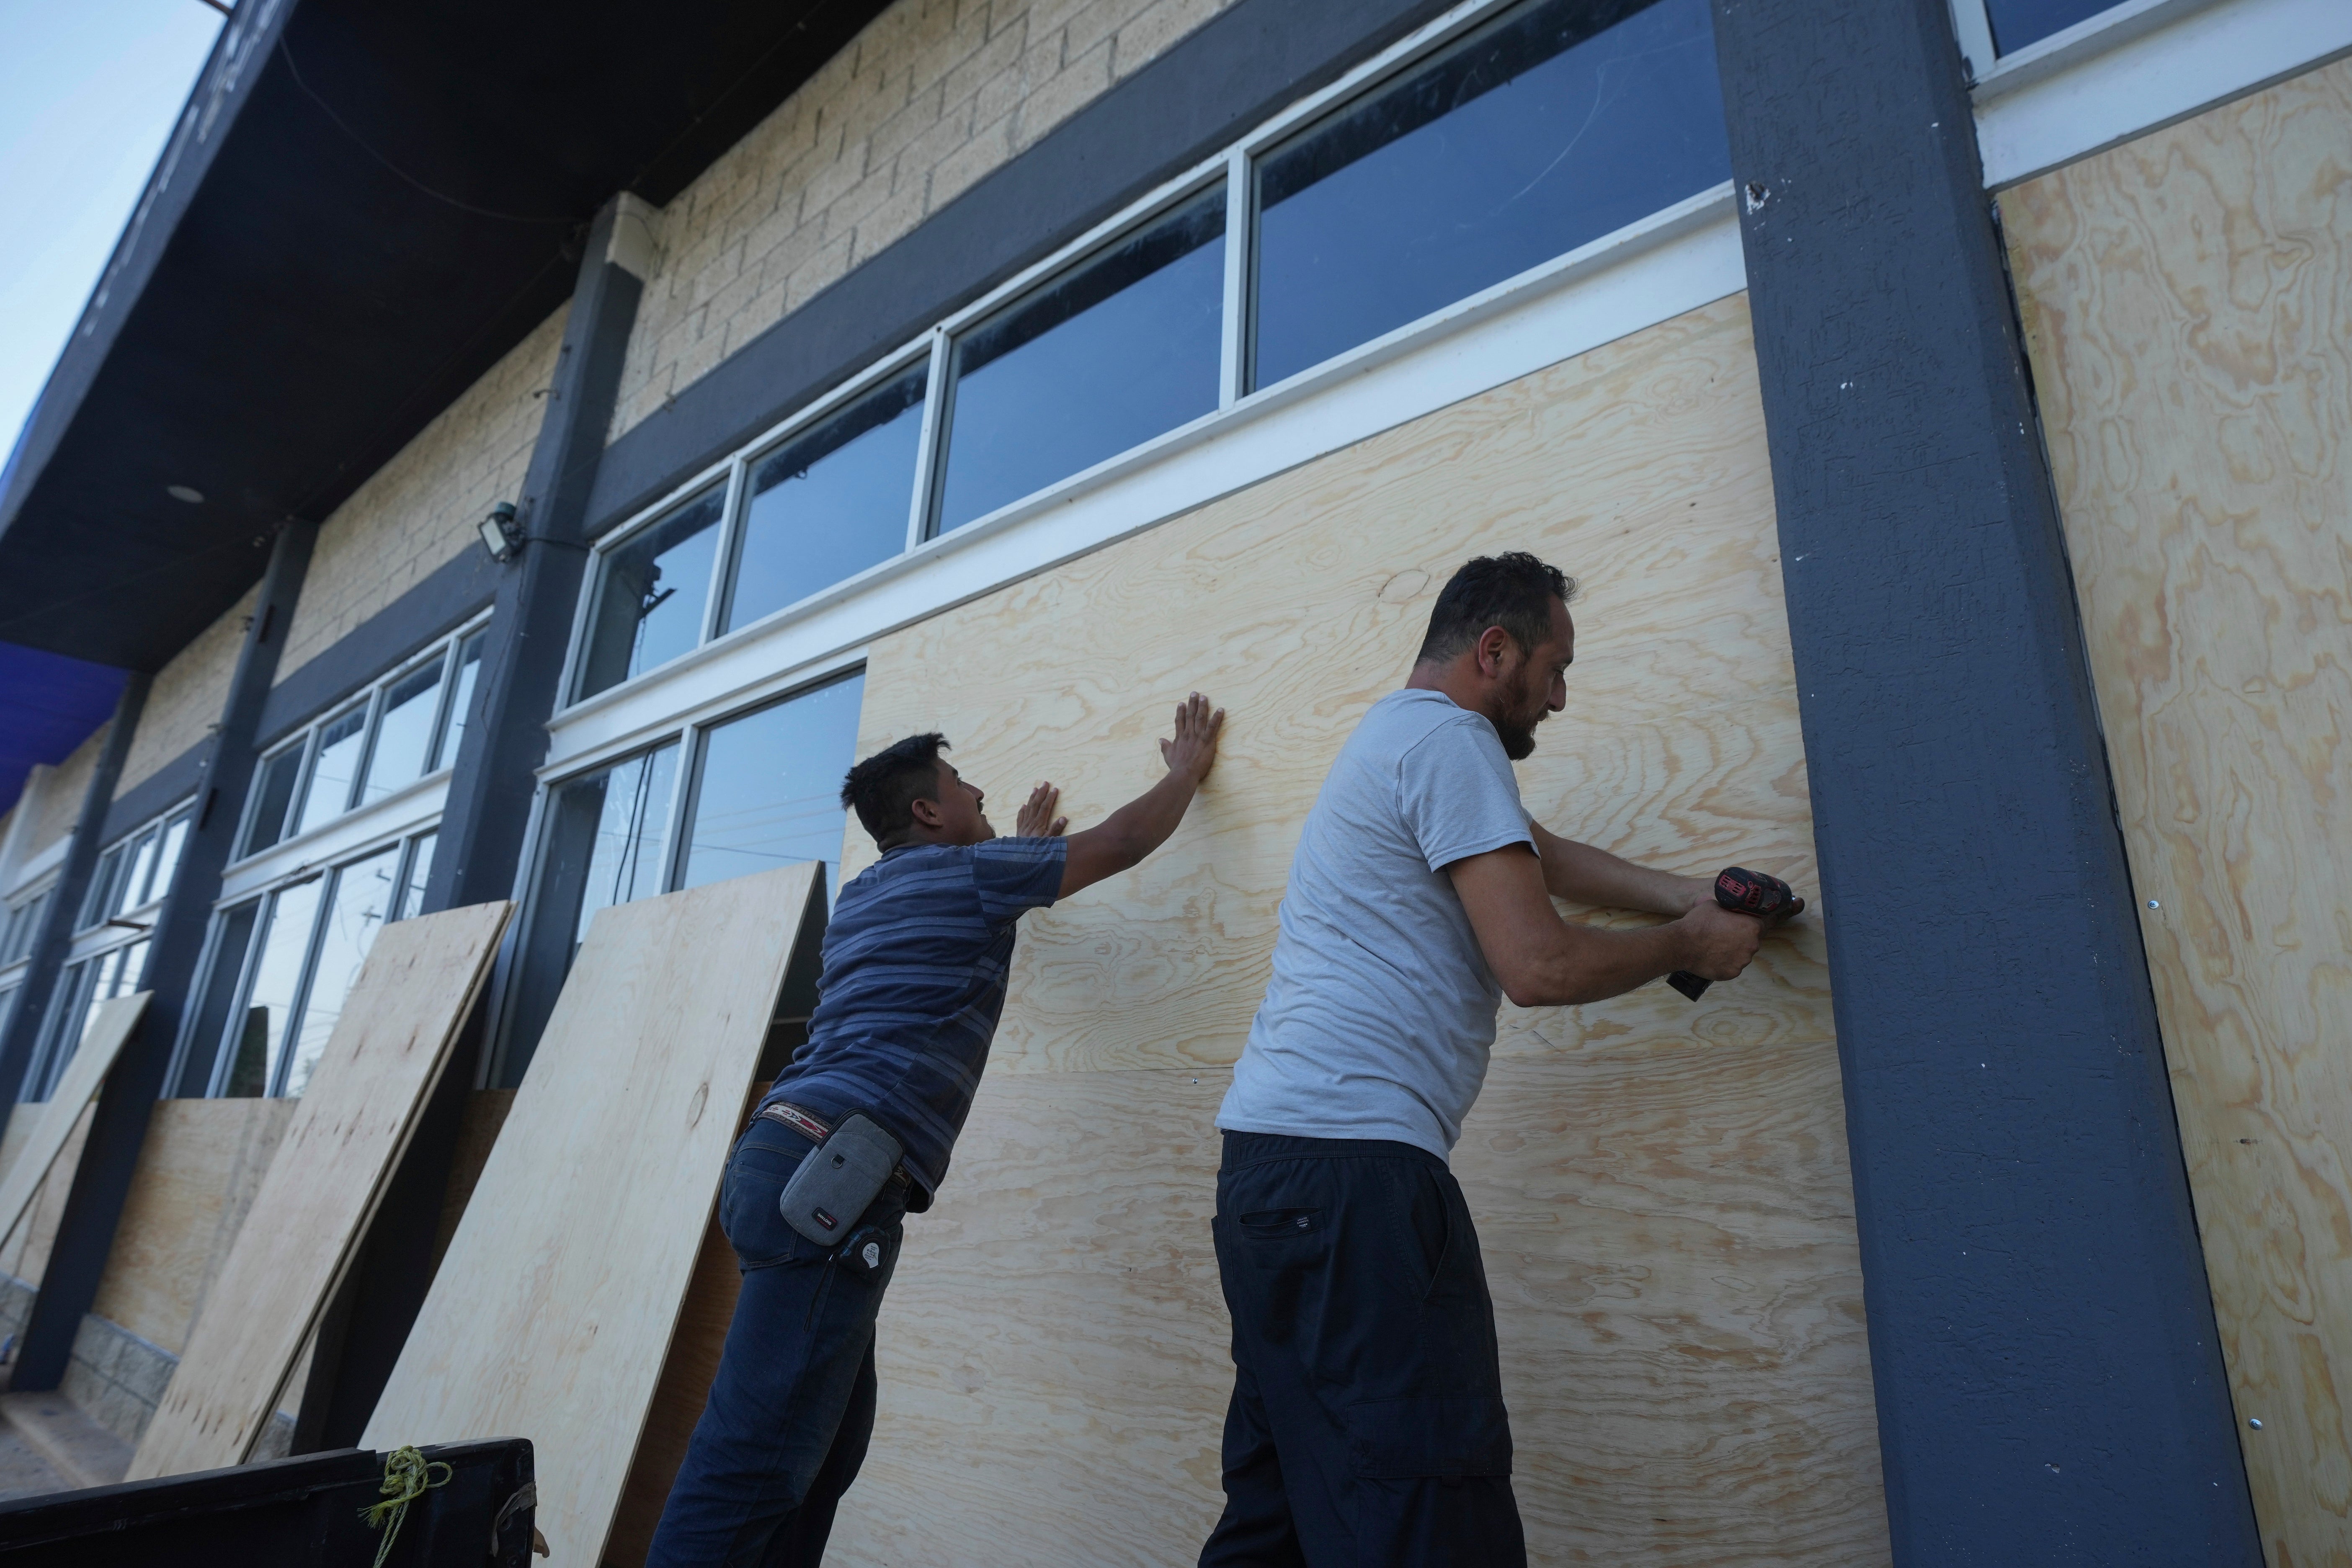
[1160,692,1226,785]
[1016,781,1069,838]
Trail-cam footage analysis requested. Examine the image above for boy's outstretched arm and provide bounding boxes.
[1016,692,1225,899]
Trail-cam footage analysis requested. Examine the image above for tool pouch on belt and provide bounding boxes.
[778,1113,903,1246]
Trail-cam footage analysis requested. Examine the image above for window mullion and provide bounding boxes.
[1948,0,1997,80]
[1220,147,1251,407]
[906,330,953,550]
[702,457,749,645]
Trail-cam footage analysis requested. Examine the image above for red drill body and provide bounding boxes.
[1666,867,1795,1001]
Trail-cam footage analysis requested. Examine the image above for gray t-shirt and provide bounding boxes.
[1219,688,1534,1160]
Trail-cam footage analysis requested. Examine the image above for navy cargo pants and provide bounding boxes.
[1200,1130,1527,1567]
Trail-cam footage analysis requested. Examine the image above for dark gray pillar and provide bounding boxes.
[426,193,649,918]
[13,522,314,1391]
[293,194,650,1448]
[0,675,150,1106]
[1710,2,2260,1561]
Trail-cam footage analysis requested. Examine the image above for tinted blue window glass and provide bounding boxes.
[1253,0,1727,389]
[1986,0,2120,54]
[681,672,865,901]
[579,487,725,699]
[243,743,304,856]
[727,373,924,632]
[936,189,1224,534]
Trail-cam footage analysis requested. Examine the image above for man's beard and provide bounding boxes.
[1495,702,1546,760]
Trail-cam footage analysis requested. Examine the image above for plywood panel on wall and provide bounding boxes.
[823,293,1885,1565]
[88,1098,296,1355]
[2001,57,2352,1568]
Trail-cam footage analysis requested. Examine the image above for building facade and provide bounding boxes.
[0,0,2345,1561]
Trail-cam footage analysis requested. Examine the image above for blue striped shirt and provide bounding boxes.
[761,836,1066,1198]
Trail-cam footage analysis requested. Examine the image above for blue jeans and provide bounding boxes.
[647,1118,906,1568]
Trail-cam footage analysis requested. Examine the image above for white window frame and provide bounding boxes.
[1957,0,2352,188]
[172,823,439,1099]
[552,0,1748,745]
[230,612,490,874]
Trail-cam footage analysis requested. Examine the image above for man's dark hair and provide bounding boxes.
[1415,552,1578,665]
[841,732,951,841]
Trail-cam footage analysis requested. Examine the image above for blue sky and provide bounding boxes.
[0,0,223,467]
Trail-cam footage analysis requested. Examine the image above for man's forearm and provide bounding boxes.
[1509,919,1694,1008]
[1531,826,1703,915]
[1096,768,1200,867]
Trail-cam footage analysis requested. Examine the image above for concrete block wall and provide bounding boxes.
[113,584,259,803]
[24,727,108,860]
[608,0,1235,438]
[272,302,569,689]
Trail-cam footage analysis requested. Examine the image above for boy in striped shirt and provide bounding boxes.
[650,694,1225,1568]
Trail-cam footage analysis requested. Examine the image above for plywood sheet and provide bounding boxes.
[362,866,816,1568]
[89,1098,294,1354]
[0,993,148,1251]
[2001,55,2352,1567]
[0,1103,93,1287]
[829,294,1884,1565]
[604,1081,771,1568]
[129,901,513,1480]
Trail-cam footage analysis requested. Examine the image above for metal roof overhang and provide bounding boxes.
[0,0,888,673]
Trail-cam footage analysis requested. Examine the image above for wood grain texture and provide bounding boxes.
[2002,56,2352,1568]
[88,1098,294,1354]
[0,994,147,1252]
[0,1104,93,1287]
[129,901,514,1480]
[825,295,1885,1565]
[362,866,815,1568]
[604,1080,770,1568]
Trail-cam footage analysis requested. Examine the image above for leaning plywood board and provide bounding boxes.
[129,901,513,1480]
[0,992,148,1247]
[364,864,816,1568]
[2002,56,2352,1565]
[825,294,1888,1565]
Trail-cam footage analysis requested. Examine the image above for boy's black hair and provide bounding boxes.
[1415,552,1577,665]
[841,732,951,842]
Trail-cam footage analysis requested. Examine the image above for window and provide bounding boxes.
[727,371,926,634]
[23,938,147,1101]
[281,846,400,1097]
[935,189,1226,534]
[562,0,1725,705]
[1982,0,2120,56]
[0,891,46,965]
[679,673,864,901]
[361,658,445,805]
[436,632,486,770]
[577,487,727,700]
[508,669,867,1080]
[240,622,485,858]
[1252,0,1726,389]
[177,827,438,1098]
[76,804,195,932]
[503,741,681,1077]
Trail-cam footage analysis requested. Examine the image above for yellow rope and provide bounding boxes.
[361,1444,453,1568]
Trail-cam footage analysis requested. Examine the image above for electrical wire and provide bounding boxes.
[276,37,581,225]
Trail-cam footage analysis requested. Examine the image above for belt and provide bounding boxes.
[757,1101,913,1193]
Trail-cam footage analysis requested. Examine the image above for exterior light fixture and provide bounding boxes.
[478,501,523,562]
[166,485,205,504]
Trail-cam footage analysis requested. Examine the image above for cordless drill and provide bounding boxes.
[1666,867,1797,1001]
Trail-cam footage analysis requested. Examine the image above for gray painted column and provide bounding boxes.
[425,193,651,920]
[0,675,151,1106]
[292,194,651,1448]
[1710,0,2258,1561]
[14,521,315,1391]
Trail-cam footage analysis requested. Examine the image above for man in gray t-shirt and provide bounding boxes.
[1201,552,1800,1568]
